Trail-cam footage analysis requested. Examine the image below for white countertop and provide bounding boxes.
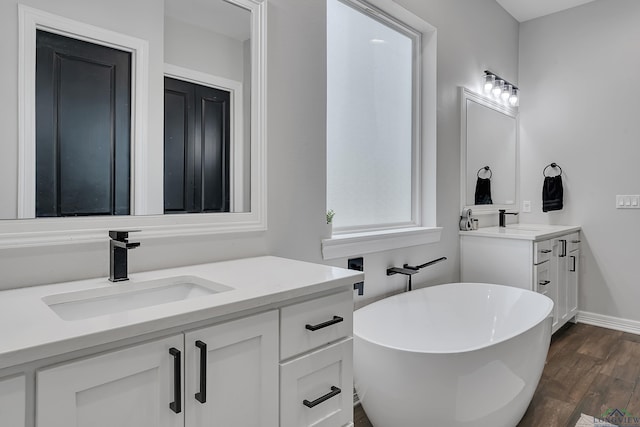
[460,224,581,241]
[0,256,362,370]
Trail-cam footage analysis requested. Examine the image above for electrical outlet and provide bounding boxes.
[616,195,640,209]
[522,200,531,213]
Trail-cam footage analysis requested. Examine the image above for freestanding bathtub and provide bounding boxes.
[353,282,553,427]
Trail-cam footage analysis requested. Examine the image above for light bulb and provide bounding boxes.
[509,88,519,106]
[501,84,512,101]
[492,79,504,98]
[483,73,495,94]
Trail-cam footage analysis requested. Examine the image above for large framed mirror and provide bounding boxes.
[0,0,265,245]
[460,87,519,213]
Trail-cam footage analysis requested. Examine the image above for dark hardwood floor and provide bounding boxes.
[354,323,640,426]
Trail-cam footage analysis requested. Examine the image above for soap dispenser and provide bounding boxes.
[459,208,473,231]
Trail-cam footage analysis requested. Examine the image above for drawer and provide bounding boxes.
[280,338,353,427]
[568,232,581,252]
[281,290,353,360]
[534,261,551,293]
[534,240,552,264]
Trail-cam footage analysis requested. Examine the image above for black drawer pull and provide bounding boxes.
[169,347,182,414]
[195,341,207,404]
[305,316,344,331]
[303,386,342,408]
[540,249,552,254]
[539,280,550,286]
[571,240,581,244]
[560,240,567,257]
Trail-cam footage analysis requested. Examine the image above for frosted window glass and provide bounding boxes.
[327,0,414,229]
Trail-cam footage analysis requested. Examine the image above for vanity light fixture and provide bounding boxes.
[501,84,512,101]
[482,70,519,106]
[483,73,495,94]
[491,79,504,98]
[509,87,519,106]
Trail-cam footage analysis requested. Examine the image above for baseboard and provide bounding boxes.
[577,310,640,335]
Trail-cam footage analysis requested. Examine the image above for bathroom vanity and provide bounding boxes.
[460,224,580,333]
[0,256,361,427]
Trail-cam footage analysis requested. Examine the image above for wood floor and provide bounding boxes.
[354,323,640,426]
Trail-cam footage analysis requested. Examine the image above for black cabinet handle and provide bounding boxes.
[195,341,207,404]
[169,347,182,414]
[305,316,344,331]
[560,240,567,257]
[572,240,581,244]
[303,386,342,408]
[540,249,552,254]
[539,280,550,286]
[570,256,576,272]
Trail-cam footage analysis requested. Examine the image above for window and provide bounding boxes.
[327,0,421,233]
[323,0,439,259]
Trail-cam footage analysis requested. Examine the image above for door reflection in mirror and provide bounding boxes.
[35,30,132,217]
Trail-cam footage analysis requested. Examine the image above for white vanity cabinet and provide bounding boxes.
[0,257,362,427]
[36,310,279,427]
[279,290,354,427]
[0,374,26,426]
[461,225,580,334]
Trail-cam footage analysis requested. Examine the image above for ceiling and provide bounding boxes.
[496,0,597,22]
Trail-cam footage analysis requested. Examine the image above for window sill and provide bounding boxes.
[321,226,442,260]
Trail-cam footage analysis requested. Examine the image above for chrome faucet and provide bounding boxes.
[498,209,519,227]
[109,230,140,282]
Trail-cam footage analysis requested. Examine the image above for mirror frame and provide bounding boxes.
[459,87,519,214]
[1,0,266,248]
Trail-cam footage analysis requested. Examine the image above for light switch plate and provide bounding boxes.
[616,195,640,209]
[522,200,531,213]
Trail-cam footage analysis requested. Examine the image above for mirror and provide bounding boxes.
[460,87,519,212]
[164,0,252,214]
[2,0,264,223]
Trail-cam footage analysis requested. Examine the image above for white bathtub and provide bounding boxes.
[353,282,553,427]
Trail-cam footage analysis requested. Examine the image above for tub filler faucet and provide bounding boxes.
[109,230,140,282]
[387,257,447,291]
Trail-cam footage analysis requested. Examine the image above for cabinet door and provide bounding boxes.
[280,338,353,427]
[568,249,580,316]
[37,335,184,427]
[184,310,278,427]
[548,239,561,331]
[0,374,26,426]
[555,237,569,324]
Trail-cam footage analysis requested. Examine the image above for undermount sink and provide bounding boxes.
[43,276,234,321]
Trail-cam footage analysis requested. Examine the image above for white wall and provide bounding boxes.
[164,15,245,82]
[0,0,519,304]
[518,0,640,321]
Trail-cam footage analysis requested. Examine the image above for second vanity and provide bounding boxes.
[0,256,362,427]
[460,224,581,334]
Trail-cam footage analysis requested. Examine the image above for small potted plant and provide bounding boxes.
[325,209,335,237]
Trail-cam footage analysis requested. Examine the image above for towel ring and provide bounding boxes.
[543,163,562,177]
[477,166,492,179]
